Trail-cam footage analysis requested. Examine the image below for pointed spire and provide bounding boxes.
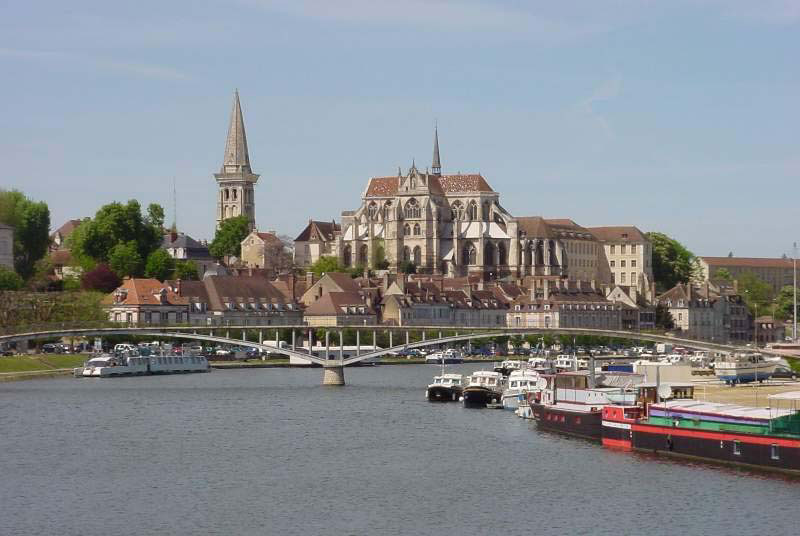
[432,122,441,175]
[222,89,252,173]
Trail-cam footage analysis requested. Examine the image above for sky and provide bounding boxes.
[1,0,798,257]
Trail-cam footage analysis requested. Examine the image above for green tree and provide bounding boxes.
[738,272,773,314]
[69,200,161,272]
[654,303,675,330]
[108,241,143,278]
[209,215,250,259]
[398,260,417,274]
[775,285,797,321]
[0,189,51,279]
[646,232,697,292]
[713,268,733,281]
[0,266,24,290]
[144,249,175,281]
[309,256,343,278]
[146,203,165,229]
[173,260,199,281]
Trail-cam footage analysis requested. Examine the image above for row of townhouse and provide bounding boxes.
[104,271,653,332]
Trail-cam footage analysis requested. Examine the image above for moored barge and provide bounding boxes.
[602,391,800,475]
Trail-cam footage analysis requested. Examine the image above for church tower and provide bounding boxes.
[215,90,259,230]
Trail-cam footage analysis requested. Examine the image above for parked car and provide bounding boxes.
[772,365,798,380]
[42,344,59,354]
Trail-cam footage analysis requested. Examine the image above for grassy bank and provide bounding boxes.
[0,354,86,373]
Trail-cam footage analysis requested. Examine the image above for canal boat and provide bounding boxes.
[78,354,210,377]
[425,349,464,364]
[501,368,543,410]
[80,354,150,377]
[529,372,620,441]
[601,392,800,475]
[462,370,505,408]
[426,373,464,402]
[714,353,776,385]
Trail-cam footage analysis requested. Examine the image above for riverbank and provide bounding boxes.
[0,354,86,381]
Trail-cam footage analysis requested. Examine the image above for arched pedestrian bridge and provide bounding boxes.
[1,325,791,385]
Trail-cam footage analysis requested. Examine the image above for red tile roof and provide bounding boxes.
[364,174,494,197]
[588,226,648,243]
[700,257,793,269]
[105,278,189,306]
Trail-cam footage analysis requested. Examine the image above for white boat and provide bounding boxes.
[501,368,543,410]
[81,354,150,377]
[462,370,505,408]
[79,353,210,377]
[426,373,464,401]
[554,355,588,371]
[714,353,776,385]
[425,349,464,364]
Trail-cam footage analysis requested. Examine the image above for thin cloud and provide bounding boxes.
[575,75,623,138]
[0,48,188,81]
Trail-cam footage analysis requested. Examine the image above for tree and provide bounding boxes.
[69,200,161,272]
[0,189,51,279]
[655,303,675,330]
[209,215,250,259]
[144,249,175,281]
[738,272,773,314]
[81,264,121,293]
[646,232,697,292]
[173,261,199,281]
[0,266,23,290]
[108,241,143,278]
[775,285,796,322]
[146,203,165,230]
[713,268,733,281]
[398,260,417,274]
[309,256,343,278]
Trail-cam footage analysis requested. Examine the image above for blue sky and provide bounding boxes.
[2,1,798,257]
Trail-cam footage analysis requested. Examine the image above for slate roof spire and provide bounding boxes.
[222,89,252,173]
[431,122,441,175]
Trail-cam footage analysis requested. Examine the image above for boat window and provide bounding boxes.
[733,440,741,456]
[510,381,517,388]
[575,416,581,425]
[771,444,779,460]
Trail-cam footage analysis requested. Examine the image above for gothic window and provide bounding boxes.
[462,242,476,265]
[383,201,392,219]
[484,242,495,266]
[413,246,421,266]
[403,246,411,263]
[468,201,478,220]
[548,240,558,265]
[451,201,464,221]
[403,224,411,236]
[404,198,420,219]
[224,189,230,201]
[233,189,238,200]
[413,223,421,236]
[524,242,533,266]
[368,202,378,219]
[482,201,490,220]
[535,241,545,265]
[358,244,368,266]
[498,242,507,265]
[343,245,352,267]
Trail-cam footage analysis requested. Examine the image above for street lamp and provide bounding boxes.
[793,242,797,342]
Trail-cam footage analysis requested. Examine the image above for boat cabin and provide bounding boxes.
[432,374,463,386]
[467,371,503,388]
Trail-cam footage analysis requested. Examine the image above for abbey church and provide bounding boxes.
[211,90,654,299]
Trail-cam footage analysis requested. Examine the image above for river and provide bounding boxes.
[1,364,797,535]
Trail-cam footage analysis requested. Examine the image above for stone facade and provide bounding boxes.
[104,278,190,325]
[215,90,259,231]
[698,256,794,294]
[293,220,341,267]
[0,224,14,270]
[240,231,285,272]
[589,226,654,300]
[656,282,750,344]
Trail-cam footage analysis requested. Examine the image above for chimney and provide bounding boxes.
[686,283,692,302]
[306,271,314,288]
[543,279,550,301]
[733,279,739,294]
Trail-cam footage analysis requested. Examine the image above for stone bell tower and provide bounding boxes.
[214,90,259,230]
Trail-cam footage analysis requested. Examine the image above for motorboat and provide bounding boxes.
[426,373,464,402]
[554,355,588,371]
[78,353,210,377]
[80,354,150,377]
[425,349,464,364]
[462,370,505,408]
[714,353,776,385]
[493,359,523,376]
[501,368,543,410]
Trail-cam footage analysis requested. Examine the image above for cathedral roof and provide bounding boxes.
[516,217,553,238]
[364,174,494,198]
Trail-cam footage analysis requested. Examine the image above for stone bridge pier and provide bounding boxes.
[322,365,345,386]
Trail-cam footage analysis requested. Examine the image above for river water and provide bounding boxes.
[1,364,797,536]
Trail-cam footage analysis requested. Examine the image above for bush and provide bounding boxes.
[81,264,121,293]
[0,266,23,290]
